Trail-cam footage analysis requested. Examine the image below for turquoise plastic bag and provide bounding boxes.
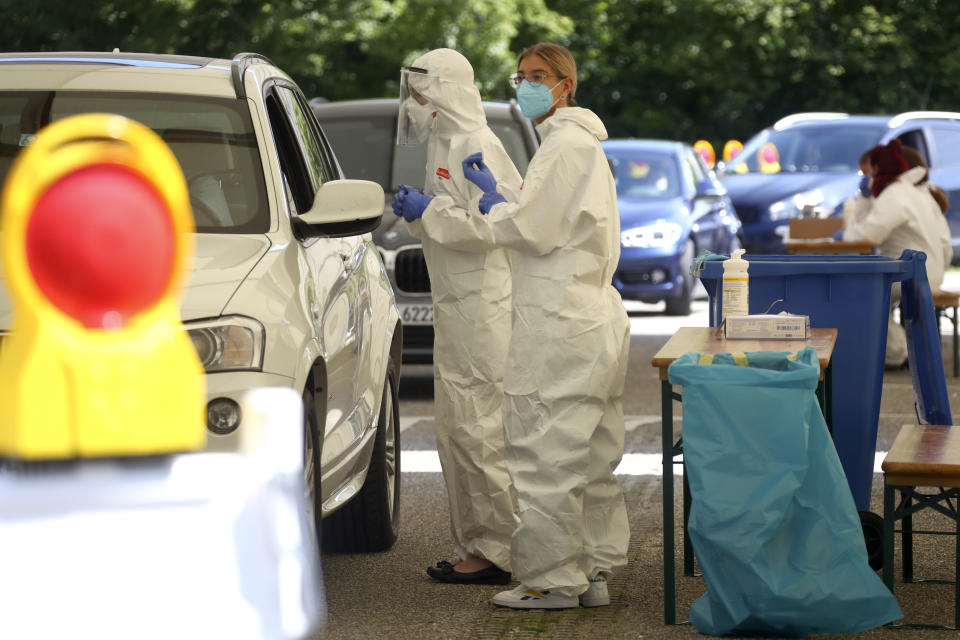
[668,347,902,637]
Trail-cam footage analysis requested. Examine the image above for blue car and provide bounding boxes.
[719,111,960,257]
[602,139,742,315]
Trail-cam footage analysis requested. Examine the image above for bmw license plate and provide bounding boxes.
[399,304,433,326]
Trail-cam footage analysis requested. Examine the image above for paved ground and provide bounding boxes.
[315,278,960,639]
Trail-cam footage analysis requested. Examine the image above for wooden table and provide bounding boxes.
[784,239,875,255]
[651,326,839,625]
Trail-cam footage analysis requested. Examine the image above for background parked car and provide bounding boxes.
[720,111,960,259]
[311,97,538,362]
[0,51,403,553]
[603,139,742,316]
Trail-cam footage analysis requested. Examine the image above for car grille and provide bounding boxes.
[735,205,760,225]
[394,248,431,293]
[403,325,435,349]
[619,270,663,285]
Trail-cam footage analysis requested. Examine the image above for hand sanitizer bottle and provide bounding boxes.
[722,249,749,323]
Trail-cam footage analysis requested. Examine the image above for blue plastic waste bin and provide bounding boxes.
[698,254,913,510]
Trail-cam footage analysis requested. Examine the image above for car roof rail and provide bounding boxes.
[773,112,849,130]
[888,110,960,128]
[231,52,275,100]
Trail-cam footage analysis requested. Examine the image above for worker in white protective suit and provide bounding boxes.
[393,42,630,610]
[839,139,952,368]
[393,48,522,585]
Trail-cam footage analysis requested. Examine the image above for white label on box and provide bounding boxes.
[724,314,810,339]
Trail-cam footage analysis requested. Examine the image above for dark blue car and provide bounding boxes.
[720,111,960,257]
[602,139,742,315]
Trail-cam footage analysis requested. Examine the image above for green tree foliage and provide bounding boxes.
[0,0,568,100]
[550,0,960,149]
[2,0,960,147]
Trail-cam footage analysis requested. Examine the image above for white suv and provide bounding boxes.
[0,52,403,552]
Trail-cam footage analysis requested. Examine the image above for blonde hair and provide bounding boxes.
[518,42,578,106]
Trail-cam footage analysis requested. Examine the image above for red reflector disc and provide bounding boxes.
[25,164,176,329]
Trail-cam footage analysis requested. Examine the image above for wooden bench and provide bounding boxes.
[933,289,960,378]
[882,424,960,629]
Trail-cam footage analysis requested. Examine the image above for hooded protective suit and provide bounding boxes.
[844,165,952,365]
[402,48,522,571]
[417,106,631,596]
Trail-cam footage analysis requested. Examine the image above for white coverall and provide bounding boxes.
[843,165,953,365]
[417,106,631,596]
[404,48,522,571]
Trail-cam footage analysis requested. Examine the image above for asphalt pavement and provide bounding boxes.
[314,281,960,639]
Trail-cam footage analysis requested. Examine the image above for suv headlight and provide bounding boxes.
[621,220,684,248]
[185,316,265,372]
[768,188,828,221]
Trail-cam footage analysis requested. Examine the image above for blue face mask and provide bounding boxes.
[516,79,563,120]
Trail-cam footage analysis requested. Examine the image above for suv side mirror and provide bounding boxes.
[695,178,724,198]
[295,179,384,238]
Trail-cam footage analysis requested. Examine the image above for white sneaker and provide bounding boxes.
[579,576,610,607]
[491,585,579,609]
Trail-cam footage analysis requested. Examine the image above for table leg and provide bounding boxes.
[824,361,833,433]
[955,507,960,630]
[952,306,959,379]
[882,482,894,592]
[662,378,675,625]
[683,471,694,576]
[816,362,833,434]
[903,494,914,583]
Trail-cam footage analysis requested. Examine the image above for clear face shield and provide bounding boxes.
[397,66,439,146]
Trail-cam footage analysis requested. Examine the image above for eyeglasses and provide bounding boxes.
[508,72,563,88]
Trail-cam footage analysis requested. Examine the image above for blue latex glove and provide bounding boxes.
[832,229,844,241]
[463,152,506,213]
[858,174,871,197]
[391,185,408,217]
[478,190,506,214]
[393,184,433,222]
[462,152,499,193]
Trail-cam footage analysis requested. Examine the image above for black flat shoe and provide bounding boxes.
[426,560,511,585]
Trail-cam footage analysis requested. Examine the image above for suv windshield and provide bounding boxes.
[723,123,884,175]
[319,112,532,191]
[0,91,268,233]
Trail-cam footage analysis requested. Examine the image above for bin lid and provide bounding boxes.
[699,255,911,277]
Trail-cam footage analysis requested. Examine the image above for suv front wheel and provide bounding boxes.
[322,358,400,552]
[303,382,323,551]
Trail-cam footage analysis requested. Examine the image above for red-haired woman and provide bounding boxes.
[840,139,952,367]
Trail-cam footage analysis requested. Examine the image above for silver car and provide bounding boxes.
[0,52,403,553]
[312,98,538,362]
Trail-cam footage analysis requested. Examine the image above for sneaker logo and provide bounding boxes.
[520,589,549,600]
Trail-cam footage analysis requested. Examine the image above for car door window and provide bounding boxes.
[931,126,960,167]
[897,129,929,162]
[277,87,332,189]
[682,150,702,196]
[266,85,337,215]
[266,92,312,214]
